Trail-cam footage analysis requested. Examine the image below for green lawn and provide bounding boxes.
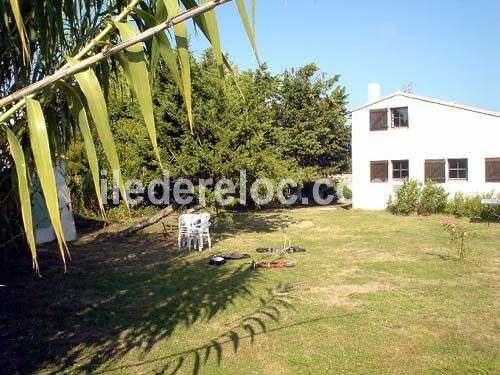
[1,207,499,374]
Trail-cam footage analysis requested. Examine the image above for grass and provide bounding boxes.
[1,207,499,374]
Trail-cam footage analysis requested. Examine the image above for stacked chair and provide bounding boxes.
[178,212,212,251]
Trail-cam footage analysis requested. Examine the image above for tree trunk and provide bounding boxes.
[116,204,204,237]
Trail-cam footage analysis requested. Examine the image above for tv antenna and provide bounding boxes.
[402,82,413,94]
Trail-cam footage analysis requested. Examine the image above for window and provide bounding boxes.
[485,158,500,182]
[370,160,388,182]
[392,160,409,179]
[425,159,446,183]
[448,158,468,180]
[370,109,388,131]
[391,107,409,128]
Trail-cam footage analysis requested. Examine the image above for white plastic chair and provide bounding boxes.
[178,213,197,250]
[190,212,212,251]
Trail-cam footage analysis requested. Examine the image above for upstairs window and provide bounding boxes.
[369,109,388,131]
[425,159,446,183]
[485,158,500,182]
[392,160,409,179]
[391,107,409,128]
[370,160,388,182]
[448,158,468,180]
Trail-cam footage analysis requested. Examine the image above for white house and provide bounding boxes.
[351,84,500,210]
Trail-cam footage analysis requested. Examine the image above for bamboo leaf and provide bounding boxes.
[9,0,30,63]
[179,0,244,99]
[67,58,130,214]
[25,98,68,268]
[201,0,225,88]
[57,81,106,218]
[4,126,38,272]
[113,21,163,168]
[164,0,193,131]
[251,0,255,33]
[235,0,259,64]
[133,7,183,95]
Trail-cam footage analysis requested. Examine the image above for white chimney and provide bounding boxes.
[368,83,381,102]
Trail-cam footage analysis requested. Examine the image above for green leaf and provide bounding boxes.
[251,0,255,33]
[57,81,106,218]
[9,0,30,62]
[4,126,38,272]
[25,98,68,268]
[164,0,193,131]
[235,0,259,64]
[113,21,163,168]
[179,0,244,99]
[133,7,183,95]
[201,0,225,89]
[67,58,130,214]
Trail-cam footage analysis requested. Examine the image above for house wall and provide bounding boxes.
[352,95,500,210]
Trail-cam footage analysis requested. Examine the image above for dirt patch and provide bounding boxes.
[297,280,396,307]
[290,220,314,229]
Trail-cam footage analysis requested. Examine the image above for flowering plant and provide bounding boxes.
[440,219,474,261]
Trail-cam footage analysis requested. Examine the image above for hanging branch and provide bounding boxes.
[0,0,232,111]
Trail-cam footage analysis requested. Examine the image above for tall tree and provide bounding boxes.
[270,63,351,175]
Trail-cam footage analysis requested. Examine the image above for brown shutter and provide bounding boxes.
[425,159,445,183]
[486,158,500,182]
[370,160,388,182]
[370,109,388,131]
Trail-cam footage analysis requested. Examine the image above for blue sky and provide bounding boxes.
[190,0,500,111]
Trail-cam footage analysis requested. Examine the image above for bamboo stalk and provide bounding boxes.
[0,0,142,126]
[0,0,232,111]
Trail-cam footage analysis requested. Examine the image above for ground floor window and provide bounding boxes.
[424,159,446,183]
[392,160,409,179]
[448,158,468,180]
[485,158,500,182]
[370,160,388,182]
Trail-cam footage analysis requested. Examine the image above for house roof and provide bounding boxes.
[350,91,500,118]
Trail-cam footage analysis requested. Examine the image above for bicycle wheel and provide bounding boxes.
[256,247,277,253]
[221,253,250,260]
[251,261,295,269]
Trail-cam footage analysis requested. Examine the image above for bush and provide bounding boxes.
[342,185,352,200]
[387,179,500,218]
[446,192,481,218]
[445,191,500,219]
[418,180,448,215]
[387,179,421,215]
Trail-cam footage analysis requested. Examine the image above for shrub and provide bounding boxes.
[446,192,482,218]
[342,185,352,200]
[387,179,421,215]
[418,180,448,215]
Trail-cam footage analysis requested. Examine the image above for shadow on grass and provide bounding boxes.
[469,217,500,225]
[96,285,300,375]
[97,313,360,375]
[211,210,296,243]
[0,214,294,374]
[424,252,457,261]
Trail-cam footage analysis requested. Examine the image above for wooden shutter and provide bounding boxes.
[424,159,445,183]
[370,160,388,182]
[370,109,388,131]
[486,158,500,182]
